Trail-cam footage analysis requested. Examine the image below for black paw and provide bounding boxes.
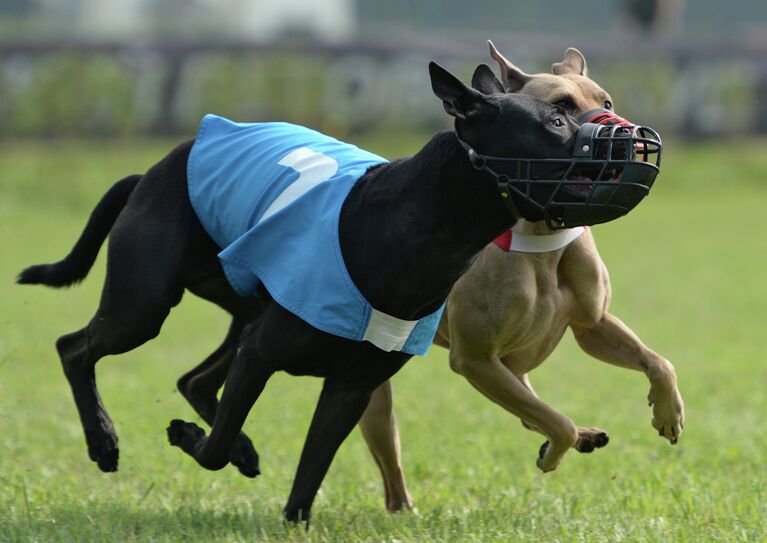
[283,507,311,526]
[230,433,260,478]
[87,436,119,473]
[167,419,206,455]
[538,440,550,460]
[575,431,609,453]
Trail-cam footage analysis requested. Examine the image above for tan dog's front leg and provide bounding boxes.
[517,373,609,454]
[571,313,685,443]
[449,348,578,472]
[358,380,412,512]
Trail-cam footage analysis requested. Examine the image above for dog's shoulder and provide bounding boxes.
[559,229,611,324]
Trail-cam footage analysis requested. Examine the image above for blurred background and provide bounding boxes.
[1,4,767,541]
[1,0,767,139]
[0,5,767,543]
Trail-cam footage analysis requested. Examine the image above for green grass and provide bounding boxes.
[1,136,766,542]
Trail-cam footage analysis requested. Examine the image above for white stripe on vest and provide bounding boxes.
[363,309,419,352]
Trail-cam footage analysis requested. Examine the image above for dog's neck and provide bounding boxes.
[511,219,554,236]
[491,220,585,253]
[340,131,514,319]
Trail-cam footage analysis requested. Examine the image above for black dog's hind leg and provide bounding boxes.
[58,217,185,472]
[176,317,260,477]
[283,379,374,524]
[167,325,273,474]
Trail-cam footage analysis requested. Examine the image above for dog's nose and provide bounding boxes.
[578,108,634,127]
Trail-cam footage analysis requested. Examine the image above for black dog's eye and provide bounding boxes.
[552,117,565,128]
[604,100,613,110]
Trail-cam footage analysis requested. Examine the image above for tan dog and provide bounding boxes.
[357,42,685,512]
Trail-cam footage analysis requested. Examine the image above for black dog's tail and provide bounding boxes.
[17,174,142,288]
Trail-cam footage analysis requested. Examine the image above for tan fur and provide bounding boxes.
[358,45,685,510]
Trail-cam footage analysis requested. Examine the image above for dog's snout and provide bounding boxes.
[578,108,634,128]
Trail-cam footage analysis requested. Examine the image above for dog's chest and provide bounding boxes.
[489,237,609,364]
[498,253,570,346]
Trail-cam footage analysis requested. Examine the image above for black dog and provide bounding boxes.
[19,62,588,522]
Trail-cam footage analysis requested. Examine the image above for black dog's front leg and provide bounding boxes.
[176,317,261,477]
[283,379,373,524]
[168,335,272,471]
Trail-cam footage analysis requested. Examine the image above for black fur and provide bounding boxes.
[17,174,141,287]
[19,62,582,524]
[471,64,505,95]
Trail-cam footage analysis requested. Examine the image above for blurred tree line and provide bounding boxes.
[2,0,766,138]
[0,46,762,139]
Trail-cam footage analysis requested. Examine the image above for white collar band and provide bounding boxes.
[493,226,586,253]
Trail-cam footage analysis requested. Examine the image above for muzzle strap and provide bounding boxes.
[456,134,522,221]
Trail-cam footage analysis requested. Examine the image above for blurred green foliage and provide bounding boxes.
[0,51,762,138]
[1,54,136,136]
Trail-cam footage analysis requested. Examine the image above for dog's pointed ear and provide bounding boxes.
[471,64,504,95]
[429,61,498,120]
[552,47,588,77]
[487,40,530,93]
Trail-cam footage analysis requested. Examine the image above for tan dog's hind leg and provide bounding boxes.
[449,346,578,472]
[516,373,609,454]
[571,313,685,443]
[358,380,413,512]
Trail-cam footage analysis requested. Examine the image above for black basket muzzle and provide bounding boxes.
[460,108,662,229]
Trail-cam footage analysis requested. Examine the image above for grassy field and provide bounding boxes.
[1,135,766,542]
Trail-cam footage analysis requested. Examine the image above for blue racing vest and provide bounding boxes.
[187,115,444,355]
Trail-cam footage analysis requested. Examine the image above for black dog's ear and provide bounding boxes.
[487,40,530,93]
[429,61,498,120]
[471,64,504,95]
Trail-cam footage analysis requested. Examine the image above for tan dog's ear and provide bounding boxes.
[487,40,530,93]
[552,48,588,77]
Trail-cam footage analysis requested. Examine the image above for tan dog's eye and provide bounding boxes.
[604,100,613,110]
[555,98,576,111]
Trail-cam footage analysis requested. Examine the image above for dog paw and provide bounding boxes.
[86,432,119,473]
[536,441,558,473]
[648,384,685,444]
[536,440,563,473]
[283,506,311,526]
[167,419,207,457]
[574,427,609,453]
[536,423,579,473]
[230,432,260,478]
